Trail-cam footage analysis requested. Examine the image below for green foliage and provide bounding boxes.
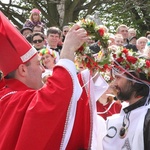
[0,0,149,36]
[96,0,150,36]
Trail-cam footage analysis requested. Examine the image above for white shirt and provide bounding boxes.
[103,106,149,150]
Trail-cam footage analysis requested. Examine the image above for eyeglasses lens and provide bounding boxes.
[147,36,150,40]
[64,30,68,33]
[33,39,43,43]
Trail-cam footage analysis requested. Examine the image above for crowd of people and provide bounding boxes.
[0,8,150,149]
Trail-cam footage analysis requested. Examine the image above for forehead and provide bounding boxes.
[129,30,136,34]
[115,37,123,40]
[29,54,39,63]
[32,13,39,16]
[42,53,51,56]
[112,66,126,76]
[41,53,54,59]
[34,26,42,30]
[119,27,128,32]
[63,27,69,30]
[33,35,42,39]
[48,33,59,37]
[23,29,32,33]
[138,38,147,43]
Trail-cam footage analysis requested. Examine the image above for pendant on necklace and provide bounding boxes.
[120,112,130,139]
[119,127,128,139]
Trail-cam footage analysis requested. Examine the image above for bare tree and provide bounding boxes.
[0,0,149,35]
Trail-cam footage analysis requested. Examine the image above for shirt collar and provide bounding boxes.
[123,97,147,113]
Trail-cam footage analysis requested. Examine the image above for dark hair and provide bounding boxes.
[126,72,150,97]
[33,25,45,34]
[47,26,61,37]
[4,70,16,79]
[20,27,33,34]
[4,61,31,79]
[62,25,69,31]
[145,31,150,37]
[124,44,138,52]
[89,42,100,54]
[129,36,137,42]
[26,34,33,43]
[0,71,3,80]
[32,32,45,41]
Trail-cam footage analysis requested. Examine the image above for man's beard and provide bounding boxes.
[115,82,135,101]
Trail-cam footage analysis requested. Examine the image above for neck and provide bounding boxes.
[128,95,143,105]
[124,38,128,44]
[48,44,57,49]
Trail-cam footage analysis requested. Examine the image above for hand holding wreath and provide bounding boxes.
[74,18,111,72]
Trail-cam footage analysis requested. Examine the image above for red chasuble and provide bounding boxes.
[66,72,91,149]
[0,63,107,149]
[66,70,108,149]
[0,66,76,150]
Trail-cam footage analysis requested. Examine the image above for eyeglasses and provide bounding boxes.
[64,30,68,33]
[33,39,43,43]
[147,36,150,40]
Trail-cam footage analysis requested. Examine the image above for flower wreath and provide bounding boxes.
[111,47,150,79]
[74,19,111,72]
[39,47,57,59]
[74,19,150,81]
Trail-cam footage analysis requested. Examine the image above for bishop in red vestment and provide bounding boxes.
[0,11,108,150]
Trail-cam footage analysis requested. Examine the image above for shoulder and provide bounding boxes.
[24,19,32,24]
[23,19,34,28]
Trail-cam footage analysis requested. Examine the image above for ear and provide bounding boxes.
[17,64,28,77]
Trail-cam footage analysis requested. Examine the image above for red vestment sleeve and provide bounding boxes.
[0,66,73,150]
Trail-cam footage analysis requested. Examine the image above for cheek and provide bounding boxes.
[28,66,42,78]
[47,37,52,42]
[43,60,48,65]
[28,67,36,78]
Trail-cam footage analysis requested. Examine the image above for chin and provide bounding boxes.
[116,94,129,101]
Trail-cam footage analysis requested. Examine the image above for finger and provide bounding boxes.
[75,28,88,39]
[69,24,80,32]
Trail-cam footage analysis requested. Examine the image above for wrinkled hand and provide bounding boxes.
[60,24,88,61]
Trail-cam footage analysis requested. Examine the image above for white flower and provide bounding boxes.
[138,59,145,68]
[131,63,137,69]
[122,53,126,59]
[104,74,110,81]
[128,51,133,56]
[144,69,148,74]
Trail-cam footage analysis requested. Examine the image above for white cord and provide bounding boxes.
[97,101,115,114]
